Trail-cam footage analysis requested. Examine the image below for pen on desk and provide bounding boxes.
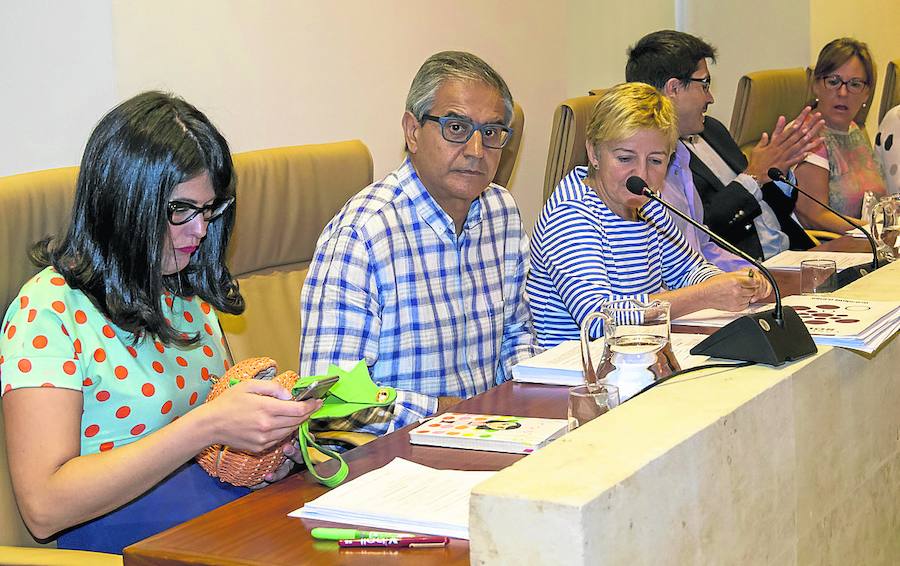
[310,527,417,540]
[338,536,450,548]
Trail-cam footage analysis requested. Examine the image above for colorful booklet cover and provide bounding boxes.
[408,413,568,454]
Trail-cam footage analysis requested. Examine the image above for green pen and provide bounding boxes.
[310,527,418,540]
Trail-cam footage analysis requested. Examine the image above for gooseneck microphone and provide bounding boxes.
[768,167,879,279]
[625,176,816,366]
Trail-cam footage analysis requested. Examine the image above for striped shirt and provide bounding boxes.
[527,167,722,347]
[300,158,540,435]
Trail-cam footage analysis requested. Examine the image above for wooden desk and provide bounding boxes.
[124,382,569,565]
[124,237,887,565]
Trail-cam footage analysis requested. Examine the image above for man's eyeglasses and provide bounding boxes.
[821,74,868,94]
[685,76,712,93]
[167,197,234,225]
[422,114,512,149]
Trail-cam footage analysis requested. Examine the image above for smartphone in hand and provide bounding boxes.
[292,376,339,402]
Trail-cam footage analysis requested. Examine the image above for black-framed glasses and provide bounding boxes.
[422,114,512,149]
[684,76,712,92]
[821,74,868,94]
[166,197,234,225]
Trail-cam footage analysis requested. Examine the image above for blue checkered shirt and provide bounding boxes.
[299,158,541,435]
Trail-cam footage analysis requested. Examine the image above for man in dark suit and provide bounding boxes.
[625,30,823,260]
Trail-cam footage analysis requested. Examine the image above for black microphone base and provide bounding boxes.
[830,264,877,289]
[690,306,817,366]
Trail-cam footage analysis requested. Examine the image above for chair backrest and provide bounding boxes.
[220,141,372,372]
[0,167,78,323]
[879,60,900,125]
[730,67,810,156]
[0,166,78,547]
[493,102,525,188]
[542,92,603,203]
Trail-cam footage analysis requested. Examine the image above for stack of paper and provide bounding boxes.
[673,296,900,354]
[512,334,711,386]
[291,458,494,539]
[762,250,873,270]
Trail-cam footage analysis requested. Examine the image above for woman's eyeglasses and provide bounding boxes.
[167,197,234,225]
[821,74,868,94]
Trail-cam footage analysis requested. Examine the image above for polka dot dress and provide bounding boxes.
[0,267,230,456]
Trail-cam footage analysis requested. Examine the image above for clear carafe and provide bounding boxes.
[580,298,678,402]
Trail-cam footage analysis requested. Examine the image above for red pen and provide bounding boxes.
[338,536,449,548]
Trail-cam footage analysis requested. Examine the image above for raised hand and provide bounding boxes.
[746,106,825,183]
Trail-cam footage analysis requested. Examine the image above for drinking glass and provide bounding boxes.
[567,382,620,431]
[800,259,837,294]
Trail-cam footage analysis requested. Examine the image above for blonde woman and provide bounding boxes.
[527,83,771,347]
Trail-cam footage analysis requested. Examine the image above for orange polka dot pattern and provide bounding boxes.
[0,267,228,456]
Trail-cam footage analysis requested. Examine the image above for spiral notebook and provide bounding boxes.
[409,413,568,454]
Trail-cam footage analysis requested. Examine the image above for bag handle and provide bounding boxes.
[297,422,349,488]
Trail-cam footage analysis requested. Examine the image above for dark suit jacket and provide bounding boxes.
[687,116,813,260]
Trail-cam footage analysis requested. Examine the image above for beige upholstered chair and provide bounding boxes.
[493,102,525,188]
[0,167,121,563]
[730,67,810,157]
[220,141,372,372]
[542,92,603,203]
[222,141,377,461]
[879,59,900,125]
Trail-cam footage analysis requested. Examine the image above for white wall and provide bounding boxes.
[2,1,898,232]
[0,1,675,232]
[0,2,117,176]
[565,0,675,97]
[680,0,811,128]
[810,0,900,132]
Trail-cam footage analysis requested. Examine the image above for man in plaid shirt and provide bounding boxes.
[299,51,540,435]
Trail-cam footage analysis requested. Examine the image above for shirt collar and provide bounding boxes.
[672,140,691,169]
[399,157,485,238]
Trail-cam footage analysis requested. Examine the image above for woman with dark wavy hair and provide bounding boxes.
[0,92,319,554]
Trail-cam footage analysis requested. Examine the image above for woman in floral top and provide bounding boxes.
[795,38,887,232]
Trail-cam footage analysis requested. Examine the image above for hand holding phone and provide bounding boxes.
[292,376,340,402]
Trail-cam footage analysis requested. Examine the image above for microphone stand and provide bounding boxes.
[768,167,880,286]
[626,176,817,366]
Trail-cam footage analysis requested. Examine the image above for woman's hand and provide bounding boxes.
[746,107,825,182]
[703,270,772,312]
[249,439,304,488]
[198,379,322,453]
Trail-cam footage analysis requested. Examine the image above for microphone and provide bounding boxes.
[767,167,879,284]
[625,176,816,366]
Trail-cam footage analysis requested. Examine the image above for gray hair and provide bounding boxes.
[405,51,514,125]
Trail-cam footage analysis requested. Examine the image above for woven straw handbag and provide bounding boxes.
[196,357,298,487]
[197,358,396,488]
